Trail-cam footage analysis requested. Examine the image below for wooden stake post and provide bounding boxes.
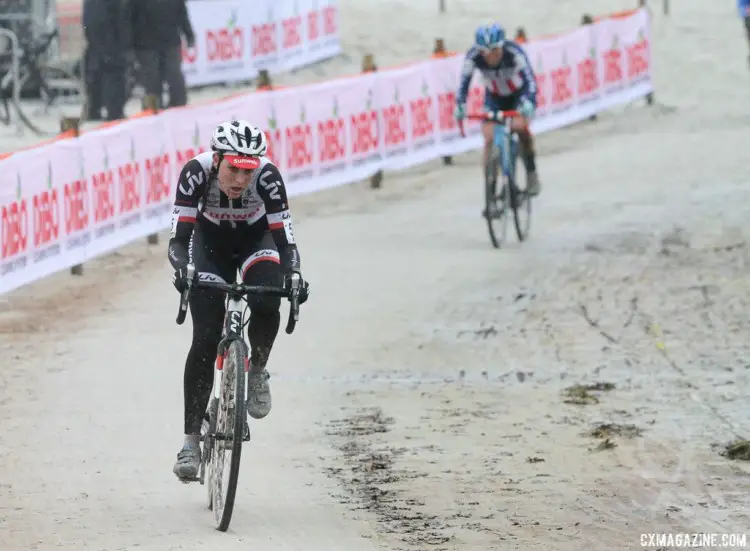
[142,95,161,245]
[362,54,383,189]
[433,39,453,165]
[60,117,84,275]
[257,69,273,91]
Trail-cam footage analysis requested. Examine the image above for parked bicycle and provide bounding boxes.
[175,264,302,532]
[0,27,84,136]
[460,110,534,248]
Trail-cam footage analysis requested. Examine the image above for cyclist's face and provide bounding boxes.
[481,46,503,65]
[214,153,254,199]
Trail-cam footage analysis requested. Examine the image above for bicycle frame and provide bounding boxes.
[176,266,300,400]
[462,109,521,182]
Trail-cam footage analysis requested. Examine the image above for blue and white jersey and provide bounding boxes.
[456,40,537,105]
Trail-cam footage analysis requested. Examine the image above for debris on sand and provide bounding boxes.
[327,408,394,437]
[562,382,615,405]
[457,325,498,339]
[526,456,545,463]
[592,438,617,452]
[587,423,643,439]
[719,439,750,461]
[325,407,453,547]
[585,423,643,453]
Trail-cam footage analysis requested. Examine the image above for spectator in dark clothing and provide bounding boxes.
[122,0,195,109]
[82,0,129,120]
[740,0,750,67]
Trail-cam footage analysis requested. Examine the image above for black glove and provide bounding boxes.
[285,271,310,304]
[172,265,192,293]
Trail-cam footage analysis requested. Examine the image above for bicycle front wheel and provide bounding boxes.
[209,339,247,531]
[484,143,508,249]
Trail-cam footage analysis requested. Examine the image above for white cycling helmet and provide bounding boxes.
[211,119,267,169]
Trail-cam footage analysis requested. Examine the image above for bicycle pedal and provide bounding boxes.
[178,476,200,484]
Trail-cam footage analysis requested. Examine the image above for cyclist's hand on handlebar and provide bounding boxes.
[285,270,310,304]
[518,97,535,119]
[453,103,466,121]
[172,265,194,293]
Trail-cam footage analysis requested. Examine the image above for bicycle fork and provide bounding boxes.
[213,297,250,406]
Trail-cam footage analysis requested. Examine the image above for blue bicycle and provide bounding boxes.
[464,110,533,248]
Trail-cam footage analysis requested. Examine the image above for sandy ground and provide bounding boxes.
[2,1,750,550]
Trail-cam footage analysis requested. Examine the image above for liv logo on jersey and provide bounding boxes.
[179,170,204,196]
[259,171,281,200]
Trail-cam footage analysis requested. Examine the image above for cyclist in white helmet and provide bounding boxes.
[168,119,309,481]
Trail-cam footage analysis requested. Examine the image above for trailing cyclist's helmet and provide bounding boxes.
[474,23,506,51]
[210,119,267,169]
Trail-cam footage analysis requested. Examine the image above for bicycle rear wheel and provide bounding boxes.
[0,86,11,125]
[15,63,84,136]
[203,398,218,511]
[509,137,532,241]
[208,339,247,531]
[484,143,509,248]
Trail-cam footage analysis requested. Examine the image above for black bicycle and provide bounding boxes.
[461,110,533,248]
[175,265,302,532]
[0,27,83,136]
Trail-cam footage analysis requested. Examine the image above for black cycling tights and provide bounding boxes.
[183,289,281,434]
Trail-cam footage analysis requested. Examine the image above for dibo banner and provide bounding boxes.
[181,0,341,87]
[0,8,653,294]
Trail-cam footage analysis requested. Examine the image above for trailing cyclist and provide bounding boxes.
[168,119,310,480]
[454,24,541,197]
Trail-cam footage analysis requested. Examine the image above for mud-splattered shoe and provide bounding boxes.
[246,369,272,419]
[173,443,201,480]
